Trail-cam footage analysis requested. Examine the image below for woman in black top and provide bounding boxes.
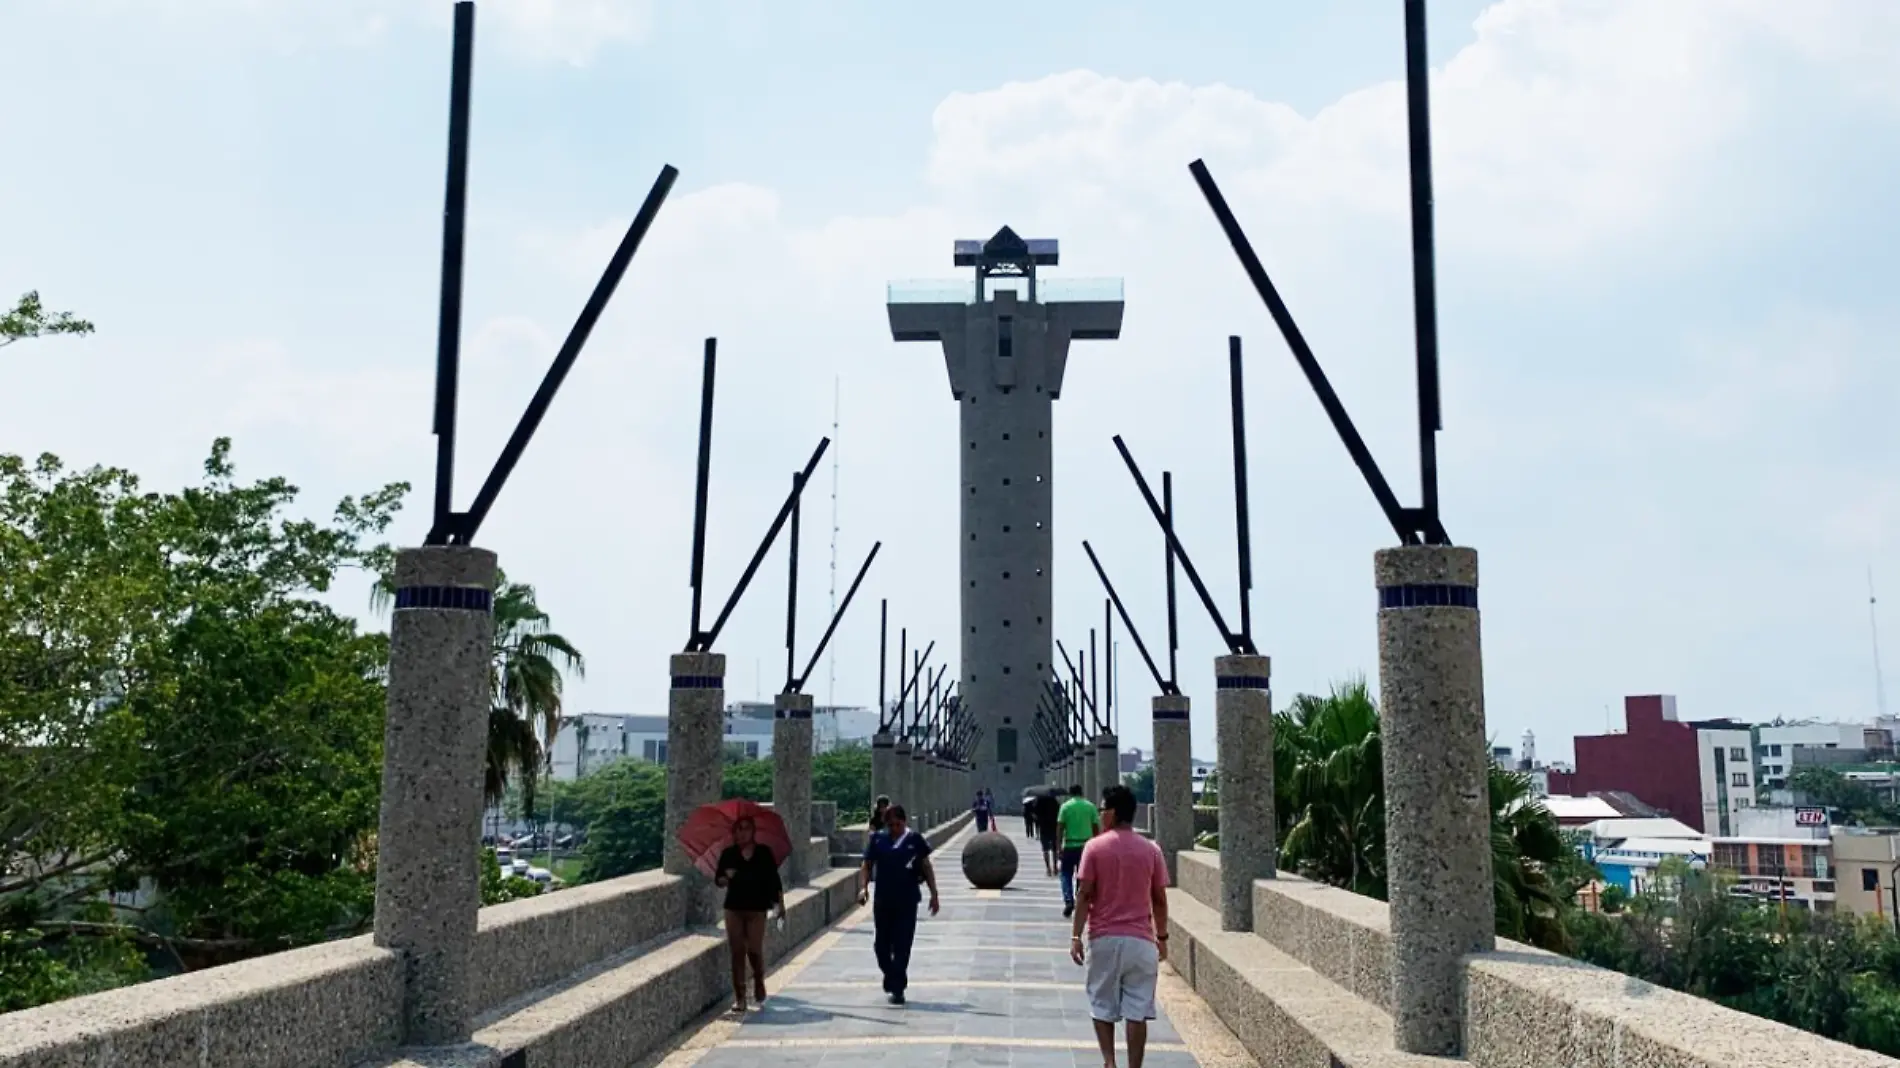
[714,817,784,1013]
[869,796,890,834]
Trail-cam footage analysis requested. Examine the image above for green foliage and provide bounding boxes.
[0,923,147,1012]
[478,848,541,905]
[1790,767,1900,827]
[1573,868,1900,1056]
[1,440,405,997]
[722,759,773,802]
[1274,677,1387,897]
[0,291,94,349]
[813,743,873,823]
[1125,763,1155,805]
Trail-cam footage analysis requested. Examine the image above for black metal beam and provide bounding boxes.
[1164,472,1180,688]
[783,471,802,693]
[696,438,830,650]
[1188,158,1437,546]
[451,164,680,544]
[1405,0,1444,535]
[1082,540,1171,695]
[1111,435,1254,654]
[1229,336,1254,647]
[428,0,475,546]
[877,600,888,731]
[686,338,716,645]
[794,542,880,694]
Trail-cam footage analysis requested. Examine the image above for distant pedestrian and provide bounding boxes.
[870,795,891,835]
[973,790,992,833]
[1070,784,1170,1068]
[1035,789,1062,877]
[1024,791,1038,838]
[857,804,940,1005]
[713,817,786,1014]
[1057,783,1100,917]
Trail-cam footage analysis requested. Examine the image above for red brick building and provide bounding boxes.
[1547,695,1745,833]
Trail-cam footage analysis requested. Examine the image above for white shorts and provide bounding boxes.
[1084,935,1159,1023]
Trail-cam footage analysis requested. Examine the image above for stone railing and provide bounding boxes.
[1167,849,1896,1068]
[0,814,973,1068]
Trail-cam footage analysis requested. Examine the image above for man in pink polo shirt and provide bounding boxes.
[1069,783,1170,1068]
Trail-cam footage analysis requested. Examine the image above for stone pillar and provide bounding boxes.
[1378,546,1493,1057]
[373,546,498,1046]
[892,738,914,826]
[664,651,727,927]
[1215,654,1274,932]
[1096,733,1120,798]
[872,732,898,812]
[914,750,934,828]
[1081,741,1100,806]
[773,691,815,887]
[1152,695,1193,882]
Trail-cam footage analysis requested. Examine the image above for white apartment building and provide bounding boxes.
[547,712,778,781]
[1755,722,1869,790]
[1697,725,1757,838]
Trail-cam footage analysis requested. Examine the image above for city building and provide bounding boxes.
[1832,826,1900,926]
[1754,721,1876,791]
[726,701,878,754]
[1548,695,1756,833]
[1589,836,1708,898]
[1708,836,1836,911]
[1538,794,1623,827]
[548,712,778,780]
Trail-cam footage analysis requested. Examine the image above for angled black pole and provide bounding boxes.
[454,164,680,544]
[1057,640,1095,720]
[1188,159,1429,546]
[900,641,935,716]
[895,627,907,730]
[878,600,889,730]
[793,542,878,693]
[1105,599,1115,733]
[1091,629,1102,733]
[1082,541,1171,695]
[1229,336,1254,647]
[783,471,802,692]
[1112,435,1254,654]
[686,338,717,646]
[1163,471,1180,689]
[1405,0,1444,536]
[698,438,830,650]
[428,0,475,546]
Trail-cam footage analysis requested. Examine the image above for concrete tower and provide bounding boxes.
[887,227,1123,805]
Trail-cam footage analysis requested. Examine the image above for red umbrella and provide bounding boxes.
[676,799,795,878]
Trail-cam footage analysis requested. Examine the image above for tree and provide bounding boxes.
[1274,677,1386,896]
[1490,766,1582,952]
[1789,768,1900,826]
[813,743,873,823]
[1,440,405,998]
[722,758,773,802]
[373,571,585,814]
[1125,763,1155,805]
[0,291,93,349]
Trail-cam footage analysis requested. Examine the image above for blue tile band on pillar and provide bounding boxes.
[775,707,813,720]
[1152,708,1190,721]
[393,586,494,613]
[670,675,726,689]
[1216,676,1272,690]
[1378,583,1478,610]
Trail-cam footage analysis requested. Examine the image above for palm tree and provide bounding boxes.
[1275,677,1387,896]
[372,569,585,810]
[1489,765,1576,952]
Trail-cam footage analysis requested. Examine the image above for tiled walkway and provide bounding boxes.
[653,828,1251,1068]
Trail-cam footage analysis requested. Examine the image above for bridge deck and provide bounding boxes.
[651,831,1251,1068]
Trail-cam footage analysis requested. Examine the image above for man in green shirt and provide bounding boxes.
[1056,784,1099,917]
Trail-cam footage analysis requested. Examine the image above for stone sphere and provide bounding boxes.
[961,831,1020,889]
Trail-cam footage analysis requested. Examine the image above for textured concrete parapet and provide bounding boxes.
[468,869,685,1016]
[0,935,402,1068]
[1152,695,1193,882]
[1182,850,1897,1068]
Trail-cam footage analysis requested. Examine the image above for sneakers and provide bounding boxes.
[888,991,906,1005]
[1063,903,1075,918]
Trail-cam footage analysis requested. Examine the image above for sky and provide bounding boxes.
[4,0,1899,764]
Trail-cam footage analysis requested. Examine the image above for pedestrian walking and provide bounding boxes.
[1035,789,1062,877]
[1024,790,1037,839]
[869,795,891,835]
[1070,784,1170,1068]
[713,816,786,1014]
[973,789,992,833]
[1057,783,1100,917]
[856,804,940,1005]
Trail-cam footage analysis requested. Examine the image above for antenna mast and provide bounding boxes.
[1873,566,1889,722]
[828,377,842,711]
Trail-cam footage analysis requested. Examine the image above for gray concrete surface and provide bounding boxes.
[1213,655,1273,933]
[1152,695,1193,883]
[773,691,816,887]
[666,651,728,927]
